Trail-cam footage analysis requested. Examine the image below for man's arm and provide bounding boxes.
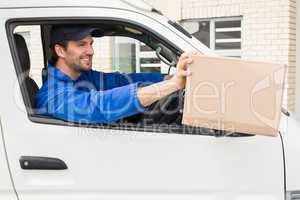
[90,70,165,90]
[36,83,146,124]
[137,53,193,107]
[163,75,173,80]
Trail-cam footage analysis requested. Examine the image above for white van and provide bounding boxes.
[0,1,300,200]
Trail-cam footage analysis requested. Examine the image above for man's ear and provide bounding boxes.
[54,44,66,58]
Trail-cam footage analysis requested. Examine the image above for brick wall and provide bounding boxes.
[92,37,113,72]
[296,0,300,115]
[147,0,297,112]
[181,0,296,111]
[146,0,182,20]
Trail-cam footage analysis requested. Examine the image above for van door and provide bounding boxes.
[0,119,18,200]
[0,6,285,200]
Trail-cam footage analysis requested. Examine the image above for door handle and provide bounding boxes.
[19,156,68,170]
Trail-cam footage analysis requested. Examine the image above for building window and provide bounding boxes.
[135,41,169,73]
[182,17,242,58]
[111,38,170,74]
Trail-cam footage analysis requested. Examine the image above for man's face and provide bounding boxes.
[62,35,94,72]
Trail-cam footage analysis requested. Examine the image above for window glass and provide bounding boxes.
[111,37,136,73]
[215,42,241,50]
[215,20,241,28]
[92,36,114,73]
[215,31,241,40]
[93,36,168,74]
[194,21,210,48]
[182,21,210,48]
[10,22,220,135]
[215,20,241,51]
[182,17,242,58]
[13,25,44,87]
[13,25,171,89]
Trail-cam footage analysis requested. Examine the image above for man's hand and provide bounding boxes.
[170,52,193,89]
[137,52,194,107]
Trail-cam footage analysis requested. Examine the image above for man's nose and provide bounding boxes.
[86,45,94,55]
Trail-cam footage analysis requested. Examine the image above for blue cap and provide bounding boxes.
[50,24,103,46]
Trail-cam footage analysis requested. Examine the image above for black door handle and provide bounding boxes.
[19,156,68,170]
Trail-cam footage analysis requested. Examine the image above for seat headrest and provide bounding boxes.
[14,34,30,75]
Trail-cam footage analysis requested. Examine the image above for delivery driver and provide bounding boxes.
[35,24,193,124]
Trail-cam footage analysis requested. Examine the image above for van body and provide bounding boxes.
[0,1,299,200]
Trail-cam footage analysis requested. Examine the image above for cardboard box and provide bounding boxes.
[182,55,286,137]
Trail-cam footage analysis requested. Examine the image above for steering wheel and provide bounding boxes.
[139,89,185,125]
[122,89,184,125]
[137,47,181,124]
[123,46,181,124]
[135,46,183,124]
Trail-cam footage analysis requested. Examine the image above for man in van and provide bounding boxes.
[35,24,193,124]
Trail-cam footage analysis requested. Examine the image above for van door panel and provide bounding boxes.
[0,120,18,200]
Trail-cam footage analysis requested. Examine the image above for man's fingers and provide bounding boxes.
[179,51,198,61]
[188,51,198,56]
[178,52,189,62]
[179,57,193,68]
[179,69,192,77]
[177,52,194,79]
[178,57,193,76]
